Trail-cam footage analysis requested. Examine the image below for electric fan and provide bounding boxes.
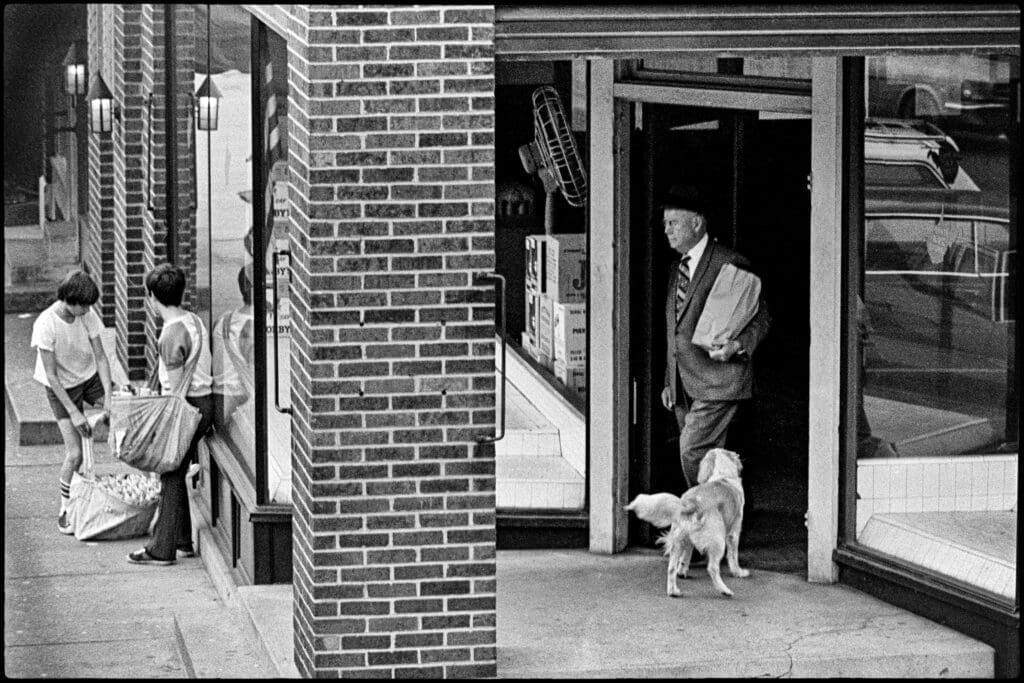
[518,86,588,233]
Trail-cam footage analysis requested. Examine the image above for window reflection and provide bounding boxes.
[856,53,1017,602]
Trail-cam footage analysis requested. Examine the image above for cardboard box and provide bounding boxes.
[553,302,586,365]
[545,233,586,304]
[554,360,586,399]
[524,235,548,293]
[525,290,540,340]
[536,295,554,368]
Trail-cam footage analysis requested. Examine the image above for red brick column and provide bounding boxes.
[275,5,498,677]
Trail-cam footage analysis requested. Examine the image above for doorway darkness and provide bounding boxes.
[629,103,810,571]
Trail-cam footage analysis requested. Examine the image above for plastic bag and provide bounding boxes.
[691,263,762,351]
[108,392,201,473]
[67,415,160,541]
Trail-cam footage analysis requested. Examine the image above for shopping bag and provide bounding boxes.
[67,417,161,541]
[108,313,204,474]
[691,263,762,352]
[109,393,201,473]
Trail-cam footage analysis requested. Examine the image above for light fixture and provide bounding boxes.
[193,75,222,131]
[86,74,119,134]
[64,43,87,96]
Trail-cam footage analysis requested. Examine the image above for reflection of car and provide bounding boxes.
[865,118,979,191]
[863,187,1012,414]
[867,54,1013,133]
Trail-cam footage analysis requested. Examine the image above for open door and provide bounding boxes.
[627,99,812,566]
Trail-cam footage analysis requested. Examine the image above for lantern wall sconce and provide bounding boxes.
[86,74,120,134]
[193,75,222,131]
[64,43,87,97]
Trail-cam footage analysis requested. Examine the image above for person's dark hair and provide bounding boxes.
[57,269,100,306]
[237,264,252,306]
[145,263,186,307]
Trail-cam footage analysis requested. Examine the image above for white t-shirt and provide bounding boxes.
[31,301,105,389]
[157,313,213,397]
[211,309,254,396]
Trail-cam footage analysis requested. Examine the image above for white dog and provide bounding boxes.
[626,448,749,597]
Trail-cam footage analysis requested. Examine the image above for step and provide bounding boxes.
[496,453,585,509]
[172,608,276,679]
[858,510,1016,599]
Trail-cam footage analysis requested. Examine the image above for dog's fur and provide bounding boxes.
[625,448,749,597]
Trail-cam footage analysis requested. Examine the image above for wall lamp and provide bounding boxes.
[86,74,120,134]
[193,75,222,131]
[64,43,87,96]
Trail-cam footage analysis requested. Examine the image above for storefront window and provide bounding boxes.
[856,53,1017,601]
[638,56,812,82]
[196,5,256,482]
[495,60,588,512]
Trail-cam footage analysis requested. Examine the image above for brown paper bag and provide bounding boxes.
[692,263,761,351]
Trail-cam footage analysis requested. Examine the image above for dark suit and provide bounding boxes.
[664,239,771,487]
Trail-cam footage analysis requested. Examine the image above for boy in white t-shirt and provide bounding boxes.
[127,263,214,566]
[30,269,113,534]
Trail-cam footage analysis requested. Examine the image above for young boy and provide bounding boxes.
[31,269,113,534]
[127,263,214,565]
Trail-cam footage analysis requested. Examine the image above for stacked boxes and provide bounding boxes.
[522,233,587,399]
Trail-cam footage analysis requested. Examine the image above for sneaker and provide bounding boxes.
[176,544,196,558]
[58,511,73,535]
[127,548,175,566]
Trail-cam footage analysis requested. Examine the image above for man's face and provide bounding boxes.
[663,208,705,255]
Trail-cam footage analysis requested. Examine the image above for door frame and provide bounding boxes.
[588,58,845,584]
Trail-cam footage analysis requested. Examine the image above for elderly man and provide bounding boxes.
[661,186,771,489]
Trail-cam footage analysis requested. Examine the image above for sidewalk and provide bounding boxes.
[3,312,995,678]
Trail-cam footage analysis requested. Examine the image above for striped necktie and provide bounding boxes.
[675,255,691,325]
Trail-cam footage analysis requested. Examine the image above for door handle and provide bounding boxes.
[272,249,292,415]
[476,272,506,444]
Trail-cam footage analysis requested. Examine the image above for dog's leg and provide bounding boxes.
[726,527,750,578]
[678,539,694,579]
[666,545,684,597]
[705,540,733,597]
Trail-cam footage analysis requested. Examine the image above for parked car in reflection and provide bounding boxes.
[867,54,1013,135]
[865,118,980,192]
[863,186,1013,415]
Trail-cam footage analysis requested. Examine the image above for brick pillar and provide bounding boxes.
[282,5,498,677]
[133,3,197,377]
[84,4,118,327]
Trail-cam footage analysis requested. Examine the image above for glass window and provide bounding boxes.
[197,5,257,483]
[495,59,588,512]
[856,52,1017,602]
[637,56,811,82]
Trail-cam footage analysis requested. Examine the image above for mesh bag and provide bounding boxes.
[67,418,160,540]
[108,313,204,474]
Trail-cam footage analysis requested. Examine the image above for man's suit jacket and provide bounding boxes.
[664,240,771,404]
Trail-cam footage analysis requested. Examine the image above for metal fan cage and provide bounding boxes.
[532,86,588,208]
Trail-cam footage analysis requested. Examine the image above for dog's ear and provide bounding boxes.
[697,449,717,484]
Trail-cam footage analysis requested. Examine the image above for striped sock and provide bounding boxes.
[60,479,71,513]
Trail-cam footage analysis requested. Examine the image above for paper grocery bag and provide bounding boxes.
[691,263,761,351]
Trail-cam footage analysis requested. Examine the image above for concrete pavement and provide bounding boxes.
[4,308,996,678]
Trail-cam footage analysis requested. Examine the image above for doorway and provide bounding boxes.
[627,99,811,569]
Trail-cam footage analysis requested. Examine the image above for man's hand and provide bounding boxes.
[708,340,742,362]
[661,386,674,411]
[71,410,92,438]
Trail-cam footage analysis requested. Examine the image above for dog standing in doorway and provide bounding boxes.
[626,448,749,597]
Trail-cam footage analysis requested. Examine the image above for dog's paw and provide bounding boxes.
[668,589,683,598]
[719,587,734,598]
[732,568,750,578]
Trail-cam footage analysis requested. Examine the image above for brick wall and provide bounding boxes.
[264,5,499,677]
[84,4,117,327]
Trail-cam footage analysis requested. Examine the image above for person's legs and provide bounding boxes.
[676,400,740,488]
[142,395,213,560]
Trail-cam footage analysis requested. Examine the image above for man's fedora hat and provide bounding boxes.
[660,184,708,216]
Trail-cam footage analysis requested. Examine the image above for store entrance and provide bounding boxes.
[627,101,811,567]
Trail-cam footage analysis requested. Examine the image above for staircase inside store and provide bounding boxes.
[495,378,584,511]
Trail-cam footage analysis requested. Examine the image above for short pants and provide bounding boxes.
[45,373,105,420]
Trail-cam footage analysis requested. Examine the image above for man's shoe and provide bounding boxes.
[127,548,175,566]
[176,544,196,558]
[58,511,73,535]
